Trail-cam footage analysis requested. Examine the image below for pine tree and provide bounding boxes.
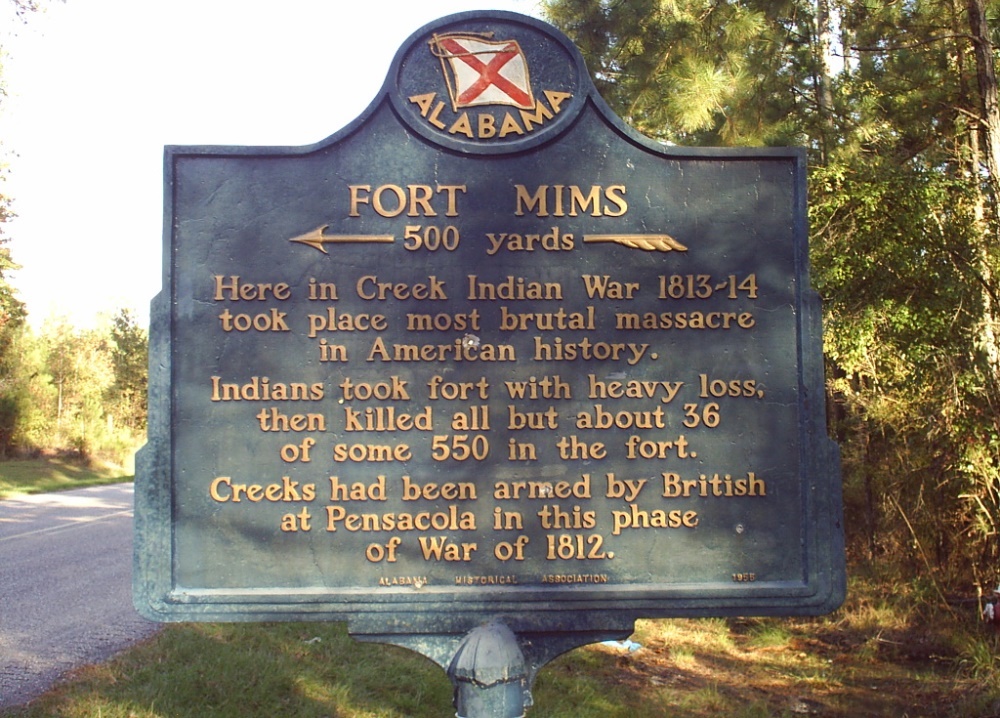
[544,0,1000,584]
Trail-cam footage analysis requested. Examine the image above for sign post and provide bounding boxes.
[135,11,844,715]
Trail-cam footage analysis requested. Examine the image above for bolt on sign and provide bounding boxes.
[134,11,844,638]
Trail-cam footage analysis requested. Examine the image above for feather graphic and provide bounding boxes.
[583,234,688,252]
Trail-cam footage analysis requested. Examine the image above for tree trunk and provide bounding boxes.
[968,0,1000,204]
[968,0,1000,378]
[814,0,836,162]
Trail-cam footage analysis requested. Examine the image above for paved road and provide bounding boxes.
[0,483,160,710]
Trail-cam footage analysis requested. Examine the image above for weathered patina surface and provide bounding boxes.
[134,11,844,635]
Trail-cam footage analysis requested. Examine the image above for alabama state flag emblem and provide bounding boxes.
[429,32,536,111]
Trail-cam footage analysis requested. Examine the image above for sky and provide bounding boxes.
[0,0,541,328]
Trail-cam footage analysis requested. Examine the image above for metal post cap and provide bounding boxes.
[449,621,528,718]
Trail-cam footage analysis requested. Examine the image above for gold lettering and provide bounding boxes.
[543,90,573,113]
[534,337,649,366]
[569,185,602,216]
[512,185,627,217]
[467,275,563,300]
[661,472,766,498]
[449,112,474,137]
[478,113,497,139]
[580,275,639,299]
[604,184,628,216]
[348,185,465,218]
[499,112,525,137]
[576,404,666,430]
[514,184,547,216]
[401,475,477,501]
[520,99,554,131]
[611,505,699,535]
[307,308,387,337]
[209,476,315,503]
[279,508,311,532]
[372,184,406,217]
[406,310,481,332]
[427,100,448,129]
[324,505,477,532]
[255,407,326,432]
[408,92,437,117]
[493,475,591,500]
[348,185,371,216]
[332,443,412,462]
[307,278,339,300]
[213,275,291,301]
[329,475,388,500]
[210,376,324,402]
[418,536,478,561]
[356,275,447,301]
[366,337,515,363]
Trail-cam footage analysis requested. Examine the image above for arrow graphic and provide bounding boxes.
[289,225,395,254]
[583,234,687,252]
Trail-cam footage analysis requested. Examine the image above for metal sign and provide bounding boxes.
[134,11,844,630]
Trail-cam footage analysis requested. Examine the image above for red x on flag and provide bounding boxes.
[431,34,536,111]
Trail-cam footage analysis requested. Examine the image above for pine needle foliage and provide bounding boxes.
[545,0,1000,591]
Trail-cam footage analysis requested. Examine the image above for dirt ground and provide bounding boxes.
[581,611,994,717]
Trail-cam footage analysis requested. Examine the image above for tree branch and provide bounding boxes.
[852,33,975,53]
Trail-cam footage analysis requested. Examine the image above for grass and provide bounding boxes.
[5,574,1000,718]
[3,469,998,716]
[0,454,134,499]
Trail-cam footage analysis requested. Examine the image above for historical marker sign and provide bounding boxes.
[134,11,844,631]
